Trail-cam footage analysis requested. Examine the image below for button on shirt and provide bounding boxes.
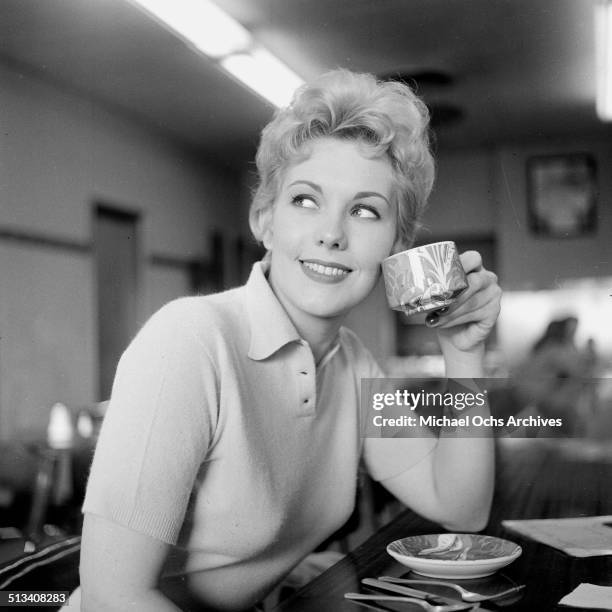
[83,261,436,611]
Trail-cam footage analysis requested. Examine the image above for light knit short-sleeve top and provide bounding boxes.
[83,261,435,610]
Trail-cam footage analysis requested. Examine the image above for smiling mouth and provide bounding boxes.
[300,259,352,278]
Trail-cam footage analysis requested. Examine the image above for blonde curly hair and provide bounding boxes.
[249,68,435,250]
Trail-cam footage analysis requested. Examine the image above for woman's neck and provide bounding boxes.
[268,287,344,365]
[283,302,343,364]
[301,318,343,365]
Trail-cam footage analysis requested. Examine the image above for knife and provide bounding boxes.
[344,597,397,612]
[346,593,475,611]
[361,577,460,605]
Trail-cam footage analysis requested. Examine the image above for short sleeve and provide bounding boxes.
[82,300,218,544]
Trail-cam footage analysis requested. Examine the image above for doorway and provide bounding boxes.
[94,204,140,400]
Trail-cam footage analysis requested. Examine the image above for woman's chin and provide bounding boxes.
[300,299,358,321]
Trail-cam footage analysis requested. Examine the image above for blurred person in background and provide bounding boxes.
[531,316,578,356]
[514,316,595,434]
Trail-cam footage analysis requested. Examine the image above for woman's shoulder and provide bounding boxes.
[154,288,242,321]
[136,288,247,350]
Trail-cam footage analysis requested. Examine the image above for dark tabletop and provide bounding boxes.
[274,439,612,612]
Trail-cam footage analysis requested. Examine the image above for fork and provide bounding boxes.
[378,576,526,603]
[344,593,475,611]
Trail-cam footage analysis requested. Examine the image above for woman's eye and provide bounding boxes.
[291,195,318,209]
[351,205,380,219]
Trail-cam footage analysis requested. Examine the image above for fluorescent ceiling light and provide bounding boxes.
[130,0,305,107]
[221,48,303,108]
[131,0,252,58]
[595,0,612,121]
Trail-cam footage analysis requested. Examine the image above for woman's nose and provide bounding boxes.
[317,214,348,250]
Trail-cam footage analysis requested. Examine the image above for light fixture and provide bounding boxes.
[131,0,251,58]
[222,48,304,108]
[130,0,304,107]
[595,0,612,121]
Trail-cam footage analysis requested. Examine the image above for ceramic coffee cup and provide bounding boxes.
[382,241,468,316]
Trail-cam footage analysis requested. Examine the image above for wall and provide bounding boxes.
[495,141,612,289]
[421,143,612,288]
[422,149,496,239]
[0,63,243,440]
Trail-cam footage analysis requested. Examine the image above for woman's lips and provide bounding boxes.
[299,259,352,283]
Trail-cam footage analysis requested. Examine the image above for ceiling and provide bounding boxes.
[0,0,608,169]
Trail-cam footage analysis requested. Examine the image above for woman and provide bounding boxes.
[79,69,501,611]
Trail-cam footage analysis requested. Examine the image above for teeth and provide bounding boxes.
[303,261,349,277]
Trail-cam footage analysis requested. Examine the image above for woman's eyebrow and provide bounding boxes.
[287,182,390,206]
[287,180,322,194]
[354,191,390,205]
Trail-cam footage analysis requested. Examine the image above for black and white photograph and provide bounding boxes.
[1,1,612,610]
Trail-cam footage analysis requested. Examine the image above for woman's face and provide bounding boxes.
[264,137,397,322]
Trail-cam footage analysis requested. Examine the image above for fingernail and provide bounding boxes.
[426,313,440,327]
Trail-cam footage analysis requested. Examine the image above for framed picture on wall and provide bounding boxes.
[527,153,597,238]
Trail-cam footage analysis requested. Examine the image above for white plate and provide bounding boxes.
[387,533,522,579]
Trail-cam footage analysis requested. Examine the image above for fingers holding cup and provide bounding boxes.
[381,241,501,350]
[428,263,502,352]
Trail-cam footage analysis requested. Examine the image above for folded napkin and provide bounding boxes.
[559,584,612,609]
[502,515,612,557]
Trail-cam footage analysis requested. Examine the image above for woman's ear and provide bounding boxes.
[258,206,274,250]
[263,228,273,251]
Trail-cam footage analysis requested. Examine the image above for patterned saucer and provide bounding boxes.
[387,533,522,579]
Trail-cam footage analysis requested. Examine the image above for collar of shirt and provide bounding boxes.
[244,260,341,365]
[245,260,301,360]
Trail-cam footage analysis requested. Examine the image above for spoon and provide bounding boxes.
[378,576,526,603]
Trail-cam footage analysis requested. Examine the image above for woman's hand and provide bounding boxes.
[427,250,502,358]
